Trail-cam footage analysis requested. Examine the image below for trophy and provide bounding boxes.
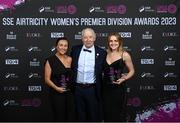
[58,74,71,91]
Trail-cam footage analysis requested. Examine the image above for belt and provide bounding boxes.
[76,83,95,88]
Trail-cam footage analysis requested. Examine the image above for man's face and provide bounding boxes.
[82,30,95,48]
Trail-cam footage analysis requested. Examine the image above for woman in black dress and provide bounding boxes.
[44,37,75,121]
[103,32,135,122]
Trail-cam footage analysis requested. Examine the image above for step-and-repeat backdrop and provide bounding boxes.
[0,0,179,122]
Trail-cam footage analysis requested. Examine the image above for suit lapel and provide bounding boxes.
[75,45,82,67]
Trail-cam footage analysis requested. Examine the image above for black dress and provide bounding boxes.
[46,55,75,122]
[102,58,127,122]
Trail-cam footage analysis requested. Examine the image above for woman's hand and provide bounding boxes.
[113,78,126,85]
[55,87,67,93]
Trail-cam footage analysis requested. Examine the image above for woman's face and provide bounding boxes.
[56,40,68,55]
[109,35,120,51]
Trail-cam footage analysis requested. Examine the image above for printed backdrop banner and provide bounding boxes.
[0,0,179,122]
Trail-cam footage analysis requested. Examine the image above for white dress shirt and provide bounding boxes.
[77,45,95,84]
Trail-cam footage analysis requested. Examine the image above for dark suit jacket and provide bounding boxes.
[70,45,107,100]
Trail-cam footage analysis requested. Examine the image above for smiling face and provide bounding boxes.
[56,39,68,55]
[109,35,120,51]
[107,33,123,52]
[82,28,96,48]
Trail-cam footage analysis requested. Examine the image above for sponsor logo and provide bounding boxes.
[21,98,41,107]
[156,4,177,14]
[165,58,175,66]
[142,31,152,39]
[139,6,154,13]
[140,85,155,90]
[162,32,178,37]
[28,46,42,52]
[141,59,154,64]
[5,73,18,79]
[55,4,77,14]
[164,85,177,91]
[141,45,154,52]
[26,32,42,38]
[28,86,42,92]
[119,32,132,38]
[5,46,18,52]
[2,99,19,106]
[39,6,54,13]
[3,86,18,91]
[123,46,132,51]
[164,72,177,78]
[141,72,154,78]
[89,6,104,13]
[51,32,64,38]
[5,59,19,65]
[163,45,177,51]
[6,31,16,40]
[30,58,40,67]
[28,73,41,79]
[74,32,82,39]
[106,5,126,14]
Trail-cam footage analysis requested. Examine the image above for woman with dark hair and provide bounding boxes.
[102,32,135,122]
[44,37,75,121]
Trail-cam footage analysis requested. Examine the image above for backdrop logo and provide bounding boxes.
[127,97,142,107]
[26,32,42,38]
[28,46,42,52]
[140,85,155,91]
[139,6,154,13]
[89,6,104,13]
[2,99,19,107]
[28,86,42,92]
[123,46,132,51]
[164,72,177,78]
[5,46,19,52]
[164,85,177,91]
[51,32,64,38]
[156,4,177,14]
[119,32,131,38]
[106,5,126,14]
[5,73,19,79]
[165,58,175,66]
[162,32,178,37]
[55,4,77,14]
[96,33,108,38]
[28,73,41,79]
[74,32,82,39]
[3,86,19,91]
[141,72,154,78]
[142,31,152,39]
[48,46,55,52]
[141,45,154,52]
[39,6,54,13]
[5,59,19,65]
[163,45,177,51]
[6,31,16,40]
[141,59,154,64]
[30,58,40,67]
[0,0,25,13]
[21,98,41,107]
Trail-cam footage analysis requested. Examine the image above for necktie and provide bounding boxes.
[83,49,91,53]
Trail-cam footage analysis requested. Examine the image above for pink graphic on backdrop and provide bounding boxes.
[135,98,180,122]
[0,0,25,12]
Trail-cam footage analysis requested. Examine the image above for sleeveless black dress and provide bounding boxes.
[46,55,75,121]
[102,58,127,122]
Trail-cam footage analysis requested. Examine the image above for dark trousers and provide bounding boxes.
[75,85,101,122]
[49,90,76,122]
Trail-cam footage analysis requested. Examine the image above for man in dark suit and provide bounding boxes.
[71,28,106,121]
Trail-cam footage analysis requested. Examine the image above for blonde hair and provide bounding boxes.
[107,32,124,53]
